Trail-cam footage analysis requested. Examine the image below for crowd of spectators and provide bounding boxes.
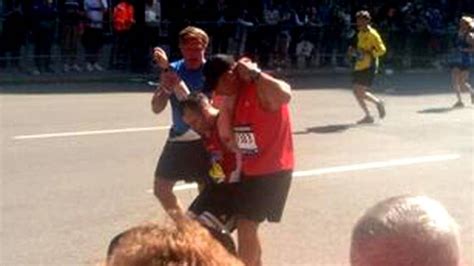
[0,0,473,74]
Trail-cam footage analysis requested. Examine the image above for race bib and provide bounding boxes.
[234,125,258,155]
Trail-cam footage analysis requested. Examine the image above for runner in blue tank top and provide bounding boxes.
[451,16,474,107]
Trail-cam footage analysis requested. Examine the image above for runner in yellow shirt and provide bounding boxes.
[348,10,386,124]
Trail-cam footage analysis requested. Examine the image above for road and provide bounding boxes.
[1,76,473,265]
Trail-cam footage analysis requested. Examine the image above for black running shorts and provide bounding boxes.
[352,67,376,87]
[234,170,292,223]
[188,183,237,233]
[154,139,210,183]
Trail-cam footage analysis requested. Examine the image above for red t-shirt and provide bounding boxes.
[233,84,294,178]
[203,124,240,183]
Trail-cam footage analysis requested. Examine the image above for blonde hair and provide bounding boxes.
[106,219,242,266]
[351,195,461,266]
[460,16,474,30]
[179,26,209,48]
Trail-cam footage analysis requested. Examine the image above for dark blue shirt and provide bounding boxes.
[168,59,204,138]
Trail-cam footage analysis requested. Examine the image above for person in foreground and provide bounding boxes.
[350,195,462,266]
[105,218,243,266]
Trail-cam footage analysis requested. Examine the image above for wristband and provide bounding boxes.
[249,67,262,83]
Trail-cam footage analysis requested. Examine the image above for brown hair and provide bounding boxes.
[350,195,461,266]
[106,219,243,266]
[355,10,371,21]
[179,26,209,48]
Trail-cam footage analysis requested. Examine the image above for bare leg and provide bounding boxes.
[237,219,262,266]
[460,70,473,95]
[353,84,370,116]
[364,91,381,104]
[154,178,185,221]
[452,68,463,103]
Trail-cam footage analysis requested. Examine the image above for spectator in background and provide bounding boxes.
[274,8,293,68]
[31,0,57,75]
[0,1,27,72]
[212,0,235,54]
[59,0,84,73]
[83,0,108,72]
[424,6,444,68]
[261,3,280,67]
[106,219,243,266]
[110,0,135,70]
[145,0,161,70]
[335,8,353,68]
[379,6,403,68]
[351,195,462,266]
[187,0,214,38]
[319,3,337,67]
[303,4,321,67]
[234,8,255,57]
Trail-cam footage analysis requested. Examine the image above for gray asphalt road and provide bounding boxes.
[1,78,473,266]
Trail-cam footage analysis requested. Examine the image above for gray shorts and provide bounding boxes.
[154,140,210,183]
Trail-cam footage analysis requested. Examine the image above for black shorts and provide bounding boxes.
[451,63,471,71]
[352,68,376,87]
[188,183,237,233]
[154,140,210,183]
[234,170,292,223]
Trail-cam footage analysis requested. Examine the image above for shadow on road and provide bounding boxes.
[294,123,355,135]
[417,107,456,114]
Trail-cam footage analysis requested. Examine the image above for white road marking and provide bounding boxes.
[13,126,170,140]
[293,154,460,178]
[145,153,460,193]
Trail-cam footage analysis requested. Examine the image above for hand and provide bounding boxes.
[153,47,170,70]
[160,70,181,93]
[235,57,259,82]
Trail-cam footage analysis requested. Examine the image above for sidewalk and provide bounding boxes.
[0,66,447,86]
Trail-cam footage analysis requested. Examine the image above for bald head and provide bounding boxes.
[350,195,461,266]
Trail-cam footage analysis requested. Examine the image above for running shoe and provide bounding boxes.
[63,64,71,73]
[86,63,94,72]
[357,115,374,124]
[376,101,386,119]
[452,101,464,108]
[93,63,104,72]
[72,64,83,72]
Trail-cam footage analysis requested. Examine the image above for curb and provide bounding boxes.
[0,68,447,86]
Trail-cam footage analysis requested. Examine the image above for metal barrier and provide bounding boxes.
[0,20,465,74]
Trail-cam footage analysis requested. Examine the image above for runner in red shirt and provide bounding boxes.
[203,54,293,266]
[180,92,241,254]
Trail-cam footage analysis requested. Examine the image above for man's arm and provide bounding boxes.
[151,85,171,114]
[151,71,179,114]
[371,30,386,58]
[236,58,292,112]
[255,72,292,111]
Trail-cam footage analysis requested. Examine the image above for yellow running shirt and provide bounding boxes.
[354,25,386,71]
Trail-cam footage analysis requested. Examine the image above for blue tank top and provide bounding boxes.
[168,59,204,137]
[456,32,472,66]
